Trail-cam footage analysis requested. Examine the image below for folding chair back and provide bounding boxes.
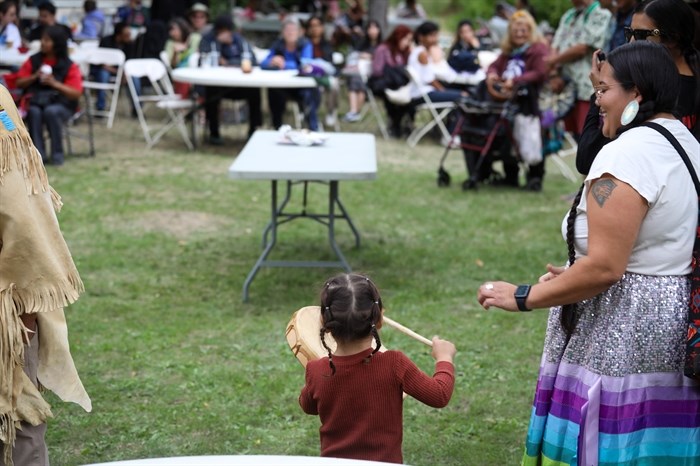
[82,47,126,128]
[405,66,455,147]
[123,58,194,150]
[159,50,173,74]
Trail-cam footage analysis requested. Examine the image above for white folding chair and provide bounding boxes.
[356,58,389,140]
[549,127,580,182]
[82,47,126,128]
[78,40,100,50]
[405,67,455,147]
[123,58,194,150]
[159,50,173,74]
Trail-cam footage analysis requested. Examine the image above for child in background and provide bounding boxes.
[299,273,456,464]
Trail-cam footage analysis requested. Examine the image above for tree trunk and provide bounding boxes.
[367,0,389,36]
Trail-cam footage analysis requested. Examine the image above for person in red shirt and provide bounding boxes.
[15,25,83,166]
[299,274,456,464]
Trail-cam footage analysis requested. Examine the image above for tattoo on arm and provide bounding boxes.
[591,179,617,207]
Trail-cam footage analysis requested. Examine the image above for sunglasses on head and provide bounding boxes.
[624,27,662,42]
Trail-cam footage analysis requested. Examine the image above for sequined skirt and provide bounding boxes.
[522,273,700,466]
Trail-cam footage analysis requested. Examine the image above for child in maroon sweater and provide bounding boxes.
[299,273,456,464]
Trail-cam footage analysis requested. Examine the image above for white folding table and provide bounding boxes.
[229,130,377,301]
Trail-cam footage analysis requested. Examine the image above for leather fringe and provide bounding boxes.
[0,130,49,198]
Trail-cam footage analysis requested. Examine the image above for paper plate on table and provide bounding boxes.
[277,125,330,146]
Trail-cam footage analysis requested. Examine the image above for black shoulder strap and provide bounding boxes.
[642,121,700,195]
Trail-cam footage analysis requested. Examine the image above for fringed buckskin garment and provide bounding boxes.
[0,84,91,465]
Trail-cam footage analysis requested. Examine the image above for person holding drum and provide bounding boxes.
[298,273,456,464]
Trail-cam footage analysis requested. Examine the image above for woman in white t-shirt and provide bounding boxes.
[477,41,700,465]
[0,1,22,51]
[407,21,466,104]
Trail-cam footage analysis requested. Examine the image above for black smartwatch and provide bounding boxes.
[514,285,532,312]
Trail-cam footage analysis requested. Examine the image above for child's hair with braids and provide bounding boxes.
[319,273,383,375]
[561,41,680,335]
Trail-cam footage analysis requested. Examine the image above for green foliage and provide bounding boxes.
[42,106,579,465]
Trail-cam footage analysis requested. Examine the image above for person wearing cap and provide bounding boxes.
[187,2,212,36]
[198,14,261,144]
[0,82,91,466]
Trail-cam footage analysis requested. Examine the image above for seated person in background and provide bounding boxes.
[344,19,382,122]
[332,0,364,50]
[164,17,201,97]
[408,21,466,105]
[482,10,549,190]
[261,18,321,131]
[369,24,414,137]
[116,0,150,29]
[164,17,201,69]
[93,21,138,113]
[394,0,427,19]
[186,2,211,36]
[306,14,339,127]
[16,25,83,166]
[28,2,73,43]
[0,0,22,51]
[199,14,261,144]
[74,0,105,41]
[445,20,486,87]
[487,3,510,46]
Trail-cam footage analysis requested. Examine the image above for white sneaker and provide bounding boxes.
[343,111,361,123]
[441,135,461,148]
[325,112,337,127]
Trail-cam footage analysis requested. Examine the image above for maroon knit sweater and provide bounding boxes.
[299,348,455,464]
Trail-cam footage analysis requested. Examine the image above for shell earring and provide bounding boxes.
[620,100,639,126]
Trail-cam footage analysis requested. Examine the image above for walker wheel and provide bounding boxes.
[437,167,451,187]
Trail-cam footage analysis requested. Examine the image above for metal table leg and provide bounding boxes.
[243,180,279,302]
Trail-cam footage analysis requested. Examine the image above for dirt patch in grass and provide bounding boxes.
[109,210,232,240]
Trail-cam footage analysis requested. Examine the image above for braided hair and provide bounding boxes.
[319,273,383,375]
[561,41,680,335]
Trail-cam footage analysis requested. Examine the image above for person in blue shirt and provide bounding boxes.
[260,18,321,130]
[198,14,261,144]
[74,0,105,40]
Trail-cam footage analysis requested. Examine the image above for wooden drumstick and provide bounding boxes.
[382,316,433,347]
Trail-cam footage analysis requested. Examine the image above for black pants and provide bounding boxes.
[268,87,320,131]
[382,97,415,137]
[204,86,262,138]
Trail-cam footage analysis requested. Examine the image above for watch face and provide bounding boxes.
[515,285,530,298]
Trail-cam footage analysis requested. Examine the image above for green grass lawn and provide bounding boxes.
[42,109,579,465]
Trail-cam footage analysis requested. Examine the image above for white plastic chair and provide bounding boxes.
[82,47,126,128]
[78,40,100,50]
[405,67,455,147]
[123,58,194,150]
[159,50,173,74]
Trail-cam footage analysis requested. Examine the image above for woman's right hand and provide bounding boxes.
[588,49,604,87]
[538,263,566,283]
[431,336,456,363]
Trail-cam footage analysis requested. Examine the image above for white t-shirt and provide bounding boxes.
[562,118,700,275]
[407,45,436,99]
